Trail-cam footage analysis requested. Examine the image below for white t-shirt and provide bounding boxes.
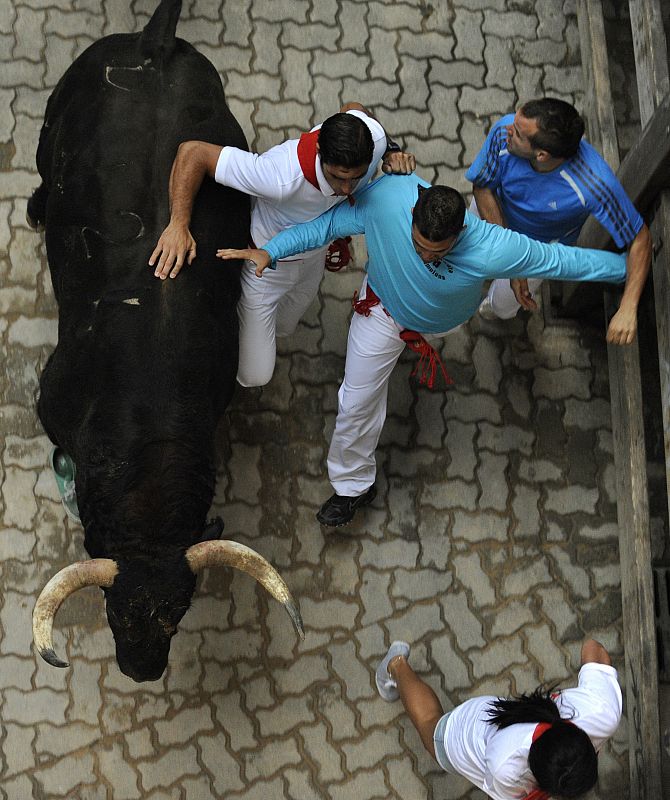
[441,663,623,800]
[214,109,386,251]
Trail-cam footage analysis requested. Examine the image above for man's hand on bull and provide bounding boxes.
[510,278,538,311]
[149,222,197,279]
[217,247,272,278]
[382,150,416,175]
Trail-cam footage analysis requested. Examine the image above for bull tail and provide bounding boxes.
[140,0,182,63]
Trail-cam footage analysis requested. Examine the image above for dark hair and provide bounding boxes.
[412,185,465,241]
[318,112,374,168]
[520,98,585,159]
[487,685,598,798]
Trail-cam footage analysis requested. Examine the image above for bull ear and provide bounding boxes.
[196,516,224,543]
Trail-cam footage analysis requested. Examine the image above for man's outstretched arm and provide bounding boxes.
[149,140,222,280]
[473,185,537,311]
[606,223,652,346]
[218,198,365,276]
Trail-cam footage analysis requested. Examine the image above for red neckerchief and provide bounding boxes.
[524,719,581,800]
[296,130,321,191]
[296,129,356,205]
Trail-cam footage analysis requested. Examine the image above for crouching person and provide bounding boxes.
[375,638,622,799]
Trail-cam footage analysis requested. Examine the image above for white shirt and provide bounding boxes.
[214,109,386,251]
[441,662,623,800]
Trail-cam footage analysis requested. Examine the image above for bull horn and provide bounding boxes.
[33,559,119,668]
[185,540,304,639]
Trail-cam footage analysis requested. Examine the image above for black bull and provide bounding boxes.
[30,0,302,682]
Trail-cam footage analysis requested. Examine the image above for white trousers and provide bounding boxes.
[468,197,542,319]
[328,278,448,497]
[237,246,328,387]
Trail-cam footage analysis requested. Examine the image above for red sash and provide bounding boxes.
[351,285,453,390]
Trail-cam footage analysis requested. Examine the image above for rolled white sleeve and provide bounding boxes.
[214,146,288,202]
[560,662,623,748]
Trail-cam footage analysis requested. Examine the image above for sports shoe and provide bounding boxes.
[50,447,81,524]
[477,294,499,320]
[316,484,377,527]
[375,641,411,701]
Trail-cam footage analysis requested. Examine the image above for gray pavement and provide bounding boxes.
[1,1,628,798]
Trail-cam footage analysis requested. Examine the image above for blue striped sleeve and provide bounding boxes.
[568,148,643,248]
[465,117,511,188]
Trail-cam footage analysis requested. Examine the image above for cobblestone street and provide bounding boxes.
[0,1,628,798]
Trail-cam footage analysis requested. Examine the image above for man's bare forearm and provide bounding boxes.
[619,223,652,313]
[473,186,506,227]
[581,638,612,666]
[168,140,222,226]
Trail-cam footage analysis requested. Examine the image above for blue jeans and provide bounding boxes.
[433,712,458,773]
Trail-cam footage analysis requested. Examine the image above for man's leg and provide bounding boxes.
[237,260,290,387]
[275,246,328,337]
[327,300,405,496]
[392,658,444,759]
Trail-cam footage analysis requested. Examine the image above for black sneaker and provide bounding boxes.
[316,485,377,527]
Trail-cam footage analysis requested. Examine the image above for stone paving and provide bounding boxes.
[0,1,629,798]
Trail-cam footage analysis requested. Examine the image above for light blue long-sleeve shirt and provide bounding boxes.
[263,174,627,334]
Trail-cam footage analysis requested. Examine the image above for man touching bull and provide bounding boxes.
[150,104,415,387]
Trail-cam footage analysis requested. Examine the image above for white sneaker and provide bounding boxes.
[375,641,410,701]
[477,295,499,320]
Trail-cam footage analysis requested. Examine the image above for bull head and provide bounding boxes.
[33,540,304,682]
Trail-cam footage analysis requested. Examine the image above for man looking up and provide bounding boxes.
[149,103,415,386]
[467,98,650,345]
[217,174,639,527]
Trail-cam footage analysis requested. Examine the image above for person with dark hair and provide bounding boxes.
[217,173,630,526]
[374,638,621,799]
[467,97,650,344]
[149,103,415,386]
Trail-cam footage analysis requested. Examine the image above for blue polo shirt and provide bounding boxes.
[466,114,643,247]
[262,174,626,334]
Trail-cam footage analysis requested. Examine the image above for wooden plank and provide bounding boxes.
[565,0,620,308]
[584,6,668,796]
[652,192,670,525]
[629,0,670,125]
[577,0,621,167]
[605,310,662,800]
[578,92,670,250]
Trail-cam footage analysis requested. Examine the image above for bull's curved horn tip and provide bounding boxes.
[39,648,69,669]
[286,601,305,640]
